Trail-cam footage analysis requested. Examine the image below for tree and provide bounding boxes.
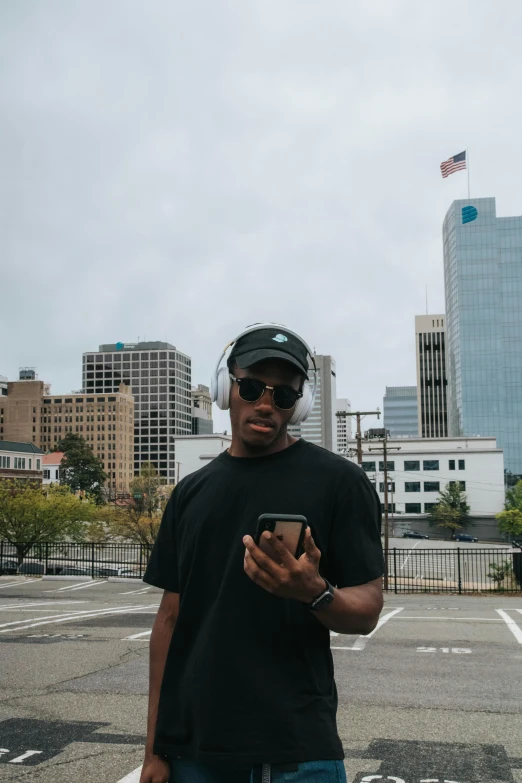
[496,509,522,540]
[487,560,514,591]
[107,462,172,546]
[0,482,99,565]
[505,479,522,511]
[427,482,470,538]
[57,433,107,504]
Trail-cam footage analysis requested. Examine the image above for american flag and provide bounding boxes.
[440,151,466,178]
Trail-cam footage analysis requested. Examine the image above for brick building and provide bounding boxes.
[0,372,134,494]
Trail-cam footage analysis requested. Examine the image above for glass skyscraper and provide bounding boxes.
[443,197,522,476]
[383,386,418,437]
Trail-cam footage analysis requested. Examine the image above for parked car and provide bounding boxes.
[0,559,19,575]
[17,561,64,576]
[402,531,430,540]
[97,565,140,578]
[512,539,522,549]
[453,533,478,542]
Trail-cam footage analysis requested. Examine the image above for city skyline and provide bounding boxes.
[2,4,522,439]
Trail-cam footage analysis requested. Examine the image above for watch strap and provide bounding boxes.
[304,578,334,610]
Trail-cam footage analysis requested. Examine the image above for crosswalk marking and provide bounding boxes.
[496,608,522,644]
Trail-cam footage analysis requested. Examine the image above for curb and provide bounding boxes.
[107,577,145,583]
[41,575,93,582]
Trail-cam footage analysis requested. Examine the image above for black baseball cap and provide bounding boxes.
[229,327,310,379]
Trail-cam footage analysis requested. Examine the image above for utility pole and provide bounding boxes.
[369,434,401,590]
[335,409,381,465]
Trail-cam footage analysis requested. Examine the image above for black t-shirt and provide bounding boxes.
[144,438,384,766]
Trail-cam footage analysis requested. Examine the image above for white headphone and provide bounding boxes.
[210,323,317,425]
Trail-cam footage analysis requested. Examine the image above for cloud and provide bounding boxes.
[1,0,521,436]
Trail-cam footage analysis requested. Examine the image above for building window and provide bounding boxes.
[379,482,395,493]
[404,460,420,471]
[458,459,465,470]
[405,482,421,492]
[380,503,396,513]
[405,503,421,513]
[449,460,455,470]
[36,459,41,470]
[424,481,440,492]
[361,461,376,473]
[43,469,50,479]
[423,460,439,471]
[1,456,10,468]
[379,461,395,471]
[424,502,438,512]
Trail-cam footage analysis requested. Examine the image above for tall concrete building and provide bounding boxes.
[1,371,134,493]
[288,355,337,452]
[383,386,418,437]
[443,197,522,476]
[415,314,448,438]
[0,376,7,397]
[191,384,213,435]
[82,341,191,482]
[335,398,352,454]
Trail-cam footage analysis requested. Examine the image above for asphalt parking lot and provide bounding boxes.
[0,576,521,783]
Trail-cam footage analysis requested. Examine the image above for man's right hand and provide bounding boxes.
[139,754,170,783]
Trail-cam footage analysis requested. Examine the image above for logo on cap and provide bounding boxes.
[272,334,288,343]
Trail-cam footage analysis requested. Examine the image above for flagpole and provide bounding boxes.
[467,148,470,199]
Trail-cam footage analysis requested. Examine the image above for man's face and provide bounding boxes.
[229,359,303,452]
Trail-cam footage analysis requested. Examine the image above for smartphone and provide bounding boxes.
[255,514,307,562]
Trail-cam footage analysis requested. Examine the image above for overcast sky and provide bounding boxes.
[2,1,522,434]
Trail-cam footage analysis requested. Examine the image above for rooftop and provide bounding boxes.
[0,441,44,454]
[42,452,65,465]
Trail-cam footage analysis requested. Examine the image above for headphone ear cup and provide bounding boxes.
[288,384,314,425]
[215,366,232,410]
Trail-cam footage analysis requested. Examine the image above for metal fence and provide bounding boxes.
[0,541,151,579]
[1,541,521,593]
[387,547,522,594]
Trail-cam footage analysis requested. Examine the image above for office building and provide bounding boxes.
[288,355,337,451]
[443,198,522,476]
[1,372,134,493]
[352,436,504,516]
[191,385,213,435]
[0,376,7,397]
[0,441,43,485]
[415,314,448,437]
[383,386,419,437]
[335,398,352,454]
[82,341,192,482]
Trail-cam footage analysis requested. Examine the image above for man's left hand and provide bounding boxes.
[243,527,326,603]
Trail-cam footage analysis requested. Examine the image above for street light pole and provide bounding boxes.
[369,434,401,590]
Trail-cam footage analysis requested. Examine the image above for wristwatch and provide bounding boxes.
[304,578,335,611]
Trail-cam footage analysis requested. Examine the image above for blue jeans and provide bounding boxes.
[168,758,347,782]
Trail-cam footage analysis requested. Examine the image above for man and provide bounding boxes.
[140,325,384,783]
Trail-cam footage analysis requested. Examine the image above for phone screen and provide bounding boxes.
[258,520,305,561]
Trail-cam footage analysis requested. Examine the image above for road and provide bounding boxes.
[0,577,521,782]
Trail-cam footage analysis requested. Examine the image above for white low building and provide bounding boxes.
[173,434,232,482]
[347,436,504,516]
[42,452,64,485]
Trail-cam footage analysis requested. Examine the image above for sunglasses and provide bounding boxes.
[229,374,302,410]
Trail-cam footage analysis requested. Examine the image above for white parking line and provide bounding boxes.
[400,541,421,569]
[119,587,151,595]
[0,604,147,633]
[0,580,38,589]
[57,580,109,592]
[331,607,404,651]
[117,766,142,783]
[0,601,87,610]
[496,609,522,644]
[396,616,502,622]
[123,630,152,640]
